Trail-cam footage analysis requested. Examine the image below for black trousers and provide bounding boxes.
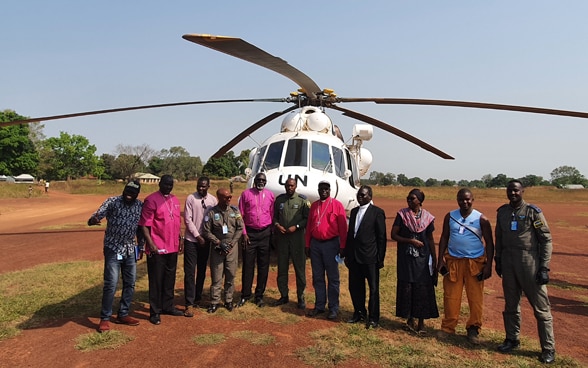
[147,252,178,315]
[241,227,271,299]
[347,259,380,322]
[183,239,210,306]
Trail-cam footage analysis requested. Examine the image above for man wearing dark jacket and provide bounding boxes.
[345,185,387,329]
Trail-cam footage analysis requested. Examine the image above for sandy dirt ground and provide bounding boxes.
[0,189,586,367]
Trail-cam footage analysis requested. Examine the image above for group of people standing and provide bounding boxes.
[88,175,556,365]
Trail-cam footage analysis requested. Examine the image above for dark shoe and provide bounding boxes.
[297,297,306,310]
[224,302,234,312]
[272,297,289,307]
[347,312,366,324]
[255,298,265,307]
[466,326,480,345]
[237,298,249,307]
[497,339,520,353]
[97,319,110,332]
[327,310,338,320]
[207,304,219,313]
[540,349,556,364]
[306,308,325,317]
[366,321,379,329]
[184,306,194,318]
[115,315,140,326]
[149,314,161,325]
[162,308,184,316]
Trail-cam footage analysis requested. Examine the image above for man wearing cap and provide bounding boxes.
[305,180,348,320]
[88,180,144,333]
[183,176,218,317]
[140,174,183,325]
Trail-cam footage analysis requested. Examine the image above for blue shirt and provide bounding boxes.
[447,209,484,258]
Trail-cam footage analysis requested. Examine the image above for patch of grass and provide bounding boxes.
[0,261,103,339]
[230,330,275,345]
[75,330,134,351]
[192,333,226,345]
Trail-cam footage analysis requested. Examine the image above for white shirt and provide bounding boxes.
[354,203,371,237]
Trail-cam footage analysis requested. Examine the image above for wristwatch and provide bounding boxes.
[296,224,300,229]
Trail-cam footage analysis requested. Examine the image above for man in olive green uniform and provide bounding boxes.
[272,178,310,309]
[495,180,555,364]
[202,188,243,313]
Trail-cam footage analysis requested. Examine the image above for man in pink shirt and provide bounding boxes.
[139,174,183,325]
[183,176,218,317]
[237,173,275,308]
[305,180,348,320]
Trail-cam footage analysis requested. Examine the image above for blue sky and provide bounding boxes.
[2,1,587,181]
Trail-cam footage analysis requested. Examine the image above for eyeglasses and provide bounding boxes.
[406,196,418,201]
[223,196,233,200]
[201,199,207,209]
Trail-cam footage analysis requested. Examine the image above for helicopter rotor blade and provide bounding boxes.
[337,98,588,119]
[183,34,322,98]
[211,105,299,159]
[330,105,454,160]
[0,98,286,128]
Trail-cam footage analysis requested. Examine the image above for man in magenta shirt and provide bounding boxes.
[305,180,348,320]
[237,173,275,308]
[139,174,183,325]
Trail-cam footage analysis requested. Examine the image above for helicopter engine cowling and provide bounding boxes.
[281,106,332,133]
[352,124,373,141]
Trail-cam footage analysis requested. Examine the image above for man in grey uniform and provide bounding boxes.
[495,179,555,364]
[202,188,243,313]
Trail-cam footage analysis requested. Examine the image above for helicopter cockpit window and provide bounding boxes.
[251,146,267,174]
[284,139,308,167]
[332,146,346,178]
[263,141,284,171]
[311,141,331,171]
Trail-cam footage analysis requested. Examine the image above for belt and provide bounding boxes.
[246,226,270,233]
[313,237,338,243]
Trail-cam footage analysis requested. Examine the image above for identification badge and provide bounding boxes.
[458,226,465,234]
[222,224,228,234]
[510,221,518,231]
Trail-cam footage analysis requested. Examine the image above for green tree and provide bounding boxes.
[397,173,409,186]
[203,151,239,178]
[550,166,586,187]
[406,177,425,187]
[441,179,456,187]
[42,132,99,180]
[425,178,439,187]
[519,174,544,187]
[489,173,510,188]
[0,110,39,175]
[152,146,202,181]
[100,153,116,180]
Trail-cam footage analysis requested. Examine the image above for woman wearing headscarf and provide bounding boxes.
[391,188,439,334]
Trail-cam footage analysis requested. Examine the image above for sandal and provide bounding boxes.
[403,318,417,333]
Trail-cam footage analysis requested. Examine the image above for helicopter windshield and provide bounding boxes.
[264,141,284,170]
[332,146,346,178]
[251,145,266,173]
[311,141,330,171]
[284,139,308,167]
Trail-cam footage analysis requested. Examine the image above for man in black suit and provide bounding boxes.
[345,185,387,329]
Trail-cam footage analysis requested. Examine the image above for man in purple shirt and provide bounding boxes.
[237,173,275,307]
[183,176,218,317]
[139,174,183,325]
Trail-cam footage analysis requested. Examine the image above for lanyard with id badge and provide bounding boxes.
[510,212,518,231]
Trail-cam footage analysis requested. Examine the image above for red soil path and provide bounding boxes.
[0,190,586,367]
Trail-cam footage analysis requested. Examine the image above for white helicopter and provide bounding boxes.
[4,33,588,211]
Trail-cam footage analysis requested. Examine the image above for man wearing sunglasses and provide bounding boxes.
[183,177,218,317]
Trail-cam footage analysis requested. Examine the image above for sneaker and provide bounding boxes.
[184,306,194,318]
[466,326,480,345]
[97,319,110,333]
[115,315,140,326]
